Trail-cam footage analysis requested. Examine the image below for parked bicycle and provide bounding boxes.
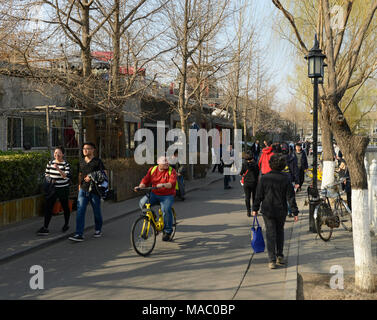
[313,178,352,241]
[131,187,177,256]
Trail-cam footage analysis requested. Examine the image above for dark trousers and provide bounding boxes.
[298,167,305,187]
[176,175,185,199]
[346,190,352,211]
[262,215,286,262]
[244,184,257,214]
[224,175,231,188]
[44,187,70,228]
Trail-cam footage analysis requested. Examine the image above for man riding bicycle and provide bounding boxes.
[135,156,177,242]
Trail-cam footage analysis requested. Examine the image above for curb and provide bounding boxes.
[0,176,223,265]
[284,216,300,300]
[283,195,306,300]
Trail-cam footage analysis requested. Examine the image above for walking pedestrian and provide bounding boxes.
[170,150,185,200]
[251,140,261,162]
[222,144,234,189]
[280,143,300,218]
[252,154,299,270]
[212,144,223,173]
[305,140,311,156]
[69,142,106,242]
[336,156,352,210]
[37,146,72,236]
[240,153,259,217]
[258,140,274,175]
[294,142,308,191]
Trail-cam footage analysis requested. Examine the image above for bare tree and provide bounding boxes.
[92,0,172,157]
[163,0,230,179]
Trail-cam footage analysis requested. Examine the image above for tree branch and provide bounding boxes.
[271,0,308,54]
[338,0,377,95]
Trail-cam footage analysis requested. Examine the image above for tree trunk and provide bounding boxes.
[111,0,126,158]
[324,100,375,292]
[81,4,96,146]
[320,113,335,188]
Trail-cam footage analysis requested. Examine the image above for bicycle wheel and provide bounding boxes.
[335,199,352,232]
[131,216,156,256]
[170,208,177,240]
[315,202,333,241]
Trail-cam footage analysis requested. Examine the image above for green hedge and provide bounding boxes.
[0,151,51,202]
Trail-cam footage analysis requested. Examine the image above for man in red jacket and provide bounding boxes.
[259,140,274,175]
[135,156,177,241]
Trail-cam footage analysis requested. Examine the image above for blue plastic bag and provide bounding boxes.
[251,216,265,253]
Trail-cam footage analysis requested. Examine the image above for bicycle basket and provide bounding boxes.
[326,215,340,228]
[326,184,340,198]
[318,203,340,228]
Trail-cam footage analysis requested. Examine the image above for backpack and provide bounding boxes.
[240,170,248,186]
[151,166,178,190]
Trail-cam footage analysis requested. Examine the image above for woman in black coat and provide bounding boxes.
[252,154,299,269]
[240,153,259,217]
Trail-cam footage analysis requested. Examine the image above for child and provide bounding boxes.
[252,154,299,269]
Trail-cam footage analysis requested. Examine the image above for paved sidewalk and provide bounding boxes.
[234,190,305,300]
[296,193,377,277]
[0,171,223,264]
[3,167,373,300]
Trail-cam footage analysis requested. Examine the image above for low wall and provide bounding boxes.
[111,167,149,202]
[0,194,45,227]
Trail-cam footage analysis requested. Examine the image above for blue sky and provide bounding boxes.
[253,0,298,106]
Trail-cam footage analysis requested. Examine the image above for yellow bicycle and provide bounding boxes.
[131,187,177,256]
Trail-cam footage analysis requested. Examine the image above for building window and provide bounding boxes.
[7,117,22,148]
[23,117,47,148]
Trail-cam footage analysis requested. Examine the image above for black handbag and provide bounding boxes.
[42,176,56,199]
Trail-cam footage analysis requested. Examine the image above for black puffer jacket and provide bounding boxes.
[240,159,259,186]
[252,170,299,218]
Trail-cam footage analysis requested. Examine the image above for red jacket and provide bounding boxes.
[141,166,177,196]
[258,146,274,175]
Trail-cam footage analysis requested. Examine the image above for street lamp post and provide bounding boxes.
[305,34,326,233]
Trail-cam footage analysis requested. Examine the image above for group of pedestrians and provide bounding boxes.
[236,139,310,269]
[37,142,106,242]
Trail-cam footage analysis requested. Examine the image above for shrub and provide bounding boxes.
[0,151,51,202]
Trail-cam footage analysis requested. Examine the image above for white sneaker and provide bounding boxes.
[94,230,102,238]
[69,234,84,242]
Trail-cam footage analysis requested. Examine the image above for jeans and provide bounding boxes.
[139,193,174,234]
[262,215,286,262]
[76,189,102,236]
